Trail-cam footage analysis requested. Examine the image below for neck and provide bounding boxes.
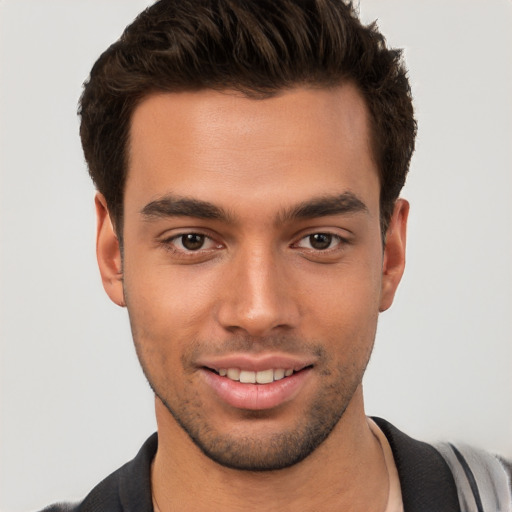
[151,389,388,512]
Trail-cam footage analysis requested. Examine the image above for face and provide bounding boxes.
[96,85,407,471]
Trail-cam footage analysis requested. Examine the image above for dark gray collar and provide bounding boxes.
[73,419,460,512]
[373,417,460,512]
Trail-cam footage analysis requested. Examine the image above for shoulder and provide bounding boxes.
[40,504,80,512]
[373,417,512,512]
[38,433,158,512]
[435,442,512,511]
[372,416,461,511]
[499,456,512,483]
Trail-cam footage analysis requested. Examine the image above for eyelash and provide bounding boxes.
[160,230,349,257]
[293,232,347,252]
[160,233,221,256]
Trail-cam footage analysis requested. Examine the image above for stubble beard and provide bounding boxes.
[154,369,355,471]
[134,337,371,472]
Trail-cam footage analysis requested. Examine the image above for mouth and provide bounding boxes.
[197,354,315,410]
[206,366,310,384]
[200,363,314,410]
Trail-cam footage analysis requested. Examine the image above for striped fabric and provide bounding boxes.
[435,443,512,512]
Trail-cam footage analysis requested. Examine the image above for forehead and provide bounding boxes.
[126,85,379,218]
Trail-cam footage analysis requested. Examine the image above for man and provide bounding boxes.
[39,1,510,511]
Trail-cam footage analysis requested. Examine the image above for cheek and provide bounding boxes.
[123,271,199,391]
[123,255,217,337]
[300,258,382,351]
[312,288,379,347]
[303,255,382,317]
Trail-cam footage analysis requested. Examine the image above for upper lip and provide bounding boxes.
[197,353,315,373]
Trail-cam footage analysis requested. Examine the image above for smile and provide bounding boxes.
[213,368,295,384]
[201,364,313,410]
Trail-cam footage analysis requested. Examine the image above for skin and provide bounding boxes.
[96,84,408,511]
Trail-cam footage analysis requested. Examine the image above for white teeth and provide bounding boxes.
[273,368,285,381]
[218,368,295,383]
[256,369,274,384]
[226,368,240,381]
[239,370,256,383]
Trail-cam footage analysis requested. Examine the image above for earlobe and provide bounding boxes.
[379,199,409,312]
[95,193,126,307]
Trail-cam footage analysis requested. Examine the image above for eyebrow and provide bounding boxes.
[140,191,368,224]
[277,192,369,223]
[141,195,231,221]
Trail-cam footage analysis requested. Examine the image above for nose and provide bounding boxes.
[216,245,300,337]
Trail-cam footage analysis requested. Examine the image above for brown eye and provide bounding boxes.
[181,233,205,250]
[308,233,333,250]
[162,232,222,259]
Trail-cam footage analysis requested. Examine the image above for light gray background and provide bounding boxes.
[1,1,511,511]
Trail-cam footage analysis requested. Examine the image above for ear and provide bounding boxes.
[379,199,409,312]
[95,193,125,307]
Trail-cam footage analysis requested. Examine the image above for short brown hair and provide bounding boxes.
[79,0,416,241]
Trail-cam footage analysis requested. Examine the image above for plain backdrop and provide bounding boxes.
[1,1,511,511]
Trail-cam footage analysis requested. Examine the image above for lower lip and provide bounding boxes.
[200,368,312,411]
